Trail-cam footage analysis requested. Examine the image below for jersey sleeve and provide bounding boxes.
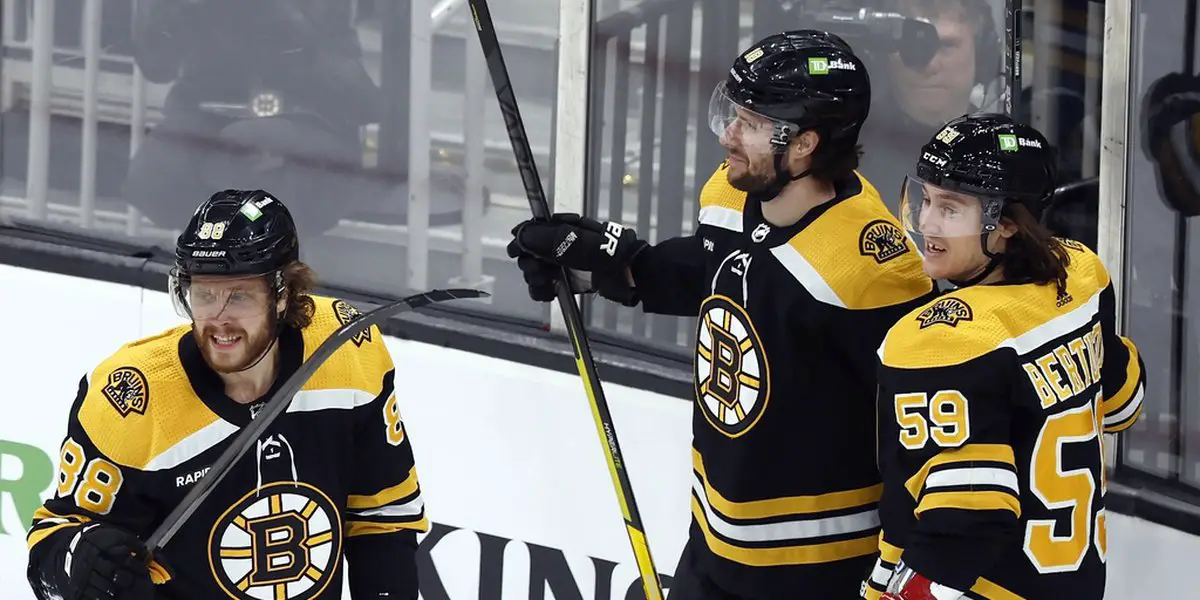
[1096,283,1146,432]
[877,353,1021,592]
[26,374,170,598]
[629,234,710,315]
[342,345,426,597]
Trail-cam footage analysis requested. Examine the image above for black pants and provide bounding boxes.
[668,541,740,600]
[668,538,873,600]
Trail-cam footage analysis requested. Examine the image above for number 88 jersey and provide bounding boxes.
[863,241,1146,600]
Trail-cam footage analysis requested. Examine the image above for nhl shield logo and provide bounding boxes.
[101,367,149,417]
[694,295,771,438]
[916,297,974,329]
[208,481,343,600]
[859,220,910,264]
[332,299,372,347]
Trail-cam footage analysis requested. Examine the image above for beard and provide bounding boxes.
[725,154,776,193]
[193,317,277,374]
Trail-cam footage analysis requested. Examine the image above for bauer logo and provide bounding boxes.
[808,57,856,74]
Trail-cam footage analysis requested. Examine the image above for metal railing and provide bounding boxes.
[2,0,495,299]
[584,0,746,353]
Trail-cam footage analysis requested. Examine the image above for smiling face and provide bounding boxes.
[904,181,1015,281]
[187,274,285,373]
[719,107,782,192]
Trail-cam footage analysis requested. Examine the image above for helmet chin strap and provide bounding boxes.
[948,233,1002,288]
[758,125,810,201]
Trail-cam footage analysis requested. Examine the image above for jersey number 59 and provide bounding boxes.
[1025,395,1107,573]
[55,437,123,516]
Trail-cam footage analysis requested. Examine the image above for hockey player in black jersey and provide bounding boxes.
[506,30,936,599]
[865,114,1147,600]
[26,190,428,600]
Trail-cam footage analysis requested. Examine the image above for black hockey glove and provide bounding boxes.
[61,523,156,600]
[506,213,648,306]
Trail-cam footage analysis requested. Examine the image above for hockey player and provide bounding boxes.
[864,114,1147,600]
[26,190,427,600]
[507,31,937,599]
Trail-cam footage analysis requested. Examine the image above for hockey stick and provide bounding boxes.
[465,2,664,598]
[145,288,488,552]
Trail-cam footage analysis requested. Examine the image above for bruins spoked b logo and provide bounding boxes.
[695,295,770,437]
[209,482,342,600]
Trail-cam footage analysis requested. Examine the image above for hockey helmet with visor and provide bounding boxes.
[169,189,300,321]
[707,30,871,194]
[900,114,1057,261]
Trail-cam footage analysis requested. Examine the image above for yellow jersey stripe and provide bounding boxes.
[970,577,1026,600]
[26,521,84,551]
[915,490,1022,518]
[346,466,420,509]
[879,536,903,563]
[689,499,879,566]
[694,448,881,518]
[903,444,1016,499]
[1103,336,1142,418]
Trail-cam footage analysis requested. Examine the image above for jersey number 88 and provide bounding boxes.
[55,437,124,516]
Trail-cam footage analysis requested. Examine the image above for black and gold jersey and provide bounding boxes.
[26,296,426,600]
[864,241,1146,600]
[633,162,936,598]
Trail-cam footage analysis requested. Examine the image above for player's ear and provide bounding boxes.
[789,130,820,166]
[997,216,1019,239]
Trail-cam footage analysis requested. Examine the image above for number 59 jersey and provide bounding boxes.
[864,241,1146,600]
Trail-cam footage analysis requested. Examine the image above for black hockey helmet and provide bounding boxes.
[708,29,871,188]
[904,113,1057,226]
[900,113,1057,285]
[170,189,299,319]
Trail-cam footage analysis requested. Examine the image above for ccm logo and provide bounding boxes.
[923,152,949,167]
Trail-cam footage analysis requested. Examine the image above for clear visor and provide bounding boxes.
[168,270,277,321]
[900,174,1002,249]
[707,81,793,155]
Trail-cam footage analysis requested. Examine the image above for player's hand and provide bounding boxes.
[880,563,964,600]
[63,523,156,600]
[507,213,647,274]
[507,213,647,306]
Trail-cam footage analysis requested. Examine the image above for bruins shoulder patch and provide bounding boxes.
[332,299,372,347]
[916,297,973,329]
[1058,237,1087,252]
[102,366,150,417]
[859,219,909,264]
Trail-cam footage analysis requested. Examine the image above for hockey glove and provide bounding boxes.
[506,213,648,306]
[62,523,156,600]
[880,562,965,600]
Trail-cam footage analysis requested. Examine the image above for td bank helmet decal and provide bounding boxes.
[695,295,770,438]
[208,482,342,600]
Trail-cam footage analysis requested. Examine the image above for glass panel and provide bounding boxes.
[1019,0,1107,250]
[584,0,1013,352]
[1123,0,1200,489]
[0,0,555,324]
